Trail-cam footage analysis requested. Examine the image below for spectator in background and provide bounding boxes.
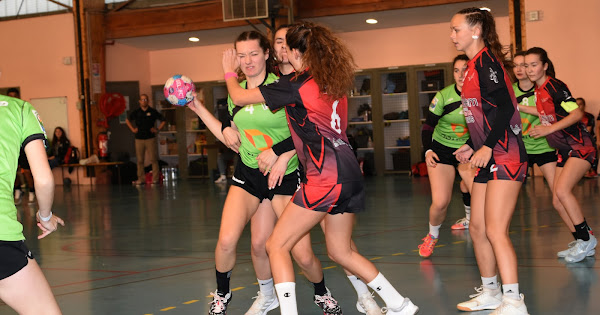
[126,94,166,185]
[48,127,71,169]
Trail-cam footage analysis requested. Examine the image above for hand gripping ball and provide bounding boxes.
[164,75,195,106]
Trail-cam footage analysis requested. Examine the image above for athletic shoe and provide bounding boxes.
[132,180,144,186]
[28,192,36,204]
[215,175,227,184]
[489,294,529,315]
[557,240,595,258]
[565,234,597,263]
[314,288,343,315]
[451,217,470,230]
[209,290,231,315]
[381,298,419,315]
[456,286,502,311]
[418,234,438,258]
[245,291,279,315]
[356,292,382,315]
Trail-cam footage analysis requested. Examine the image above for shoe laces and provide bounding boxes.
[315,294,340,310]
[248,291,273,311]
[358,292,379,310]
[419,234,437,250]
[455,217,469,225]
[468,286,485,299]
[381,298,408,314]
[208,292,227,313]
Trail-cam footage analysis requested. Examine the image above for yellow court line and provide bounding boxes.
[434,244,446,248]
[183,300,198,305]
[539,225,549,228]
[369,257,383,261]
[160,307,176,311]
[523,228,532,231]
[412,249,419,252]
[392,252,405,256]
[453,241,465,244]
[253,282,259,285]
[323,266,337,270]
[232,287,245,292]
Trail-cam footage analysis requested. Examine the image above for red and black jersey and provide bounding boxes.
[259,70,362,186]
[461,47,527,165]
[535,77,594,151]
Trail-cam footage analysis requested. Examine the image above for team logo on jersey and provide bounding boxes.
[32,110,47,138]
[510,124,522,135]
[490,164,498,172]
[429,97,438,111]
[489,67,498,83]
[462,98,478,108]
[521,118,532,135]
[244,129,274,151]
[451,123,468,138]
[0,101,8,107]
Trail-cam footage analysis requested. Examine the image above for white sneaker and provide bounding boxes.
[565,234,597,263]
[245,291,279,315]
[457,286,502,311]
[14,190,22,205]
[382,298,418,315]
[557,240,595,258]
[214,175,227,184]
[489,294,529,315]
[208,290,231,315]
[356,292,382,315]
[28,192,36,204]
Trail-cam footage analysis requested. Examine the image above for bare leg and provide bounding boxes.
[541,163,575,231]
[250,200,277,280]
[470,182,497,277]
[427,163,456,226]
[0,258,61,315]
[554,158,591,225]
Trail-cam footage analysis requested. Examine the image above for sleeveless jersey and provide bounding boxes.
[429,84,470,149]
[228,72,299,175]
[513,82,554,154]
[0,96,47,241]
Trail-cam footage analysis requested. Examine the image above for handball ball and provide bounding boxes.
[164,75,195,106]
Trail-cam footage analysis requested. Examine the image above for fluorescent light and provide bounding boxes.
[366,19,378,24]
[188,37,200,42]
[480,7,491,12]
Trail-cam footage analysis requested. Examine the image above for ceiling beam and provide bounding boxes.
[47,0,72,10]
[111,0,137,12]
[105,0,476,39]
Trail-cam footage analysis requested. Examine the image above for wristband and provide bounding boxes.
[38,211,53,222]
[224,72,238,80]
[425,149,433,158]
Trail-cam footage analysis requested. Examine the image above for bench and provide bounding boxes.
[58,161,125,185]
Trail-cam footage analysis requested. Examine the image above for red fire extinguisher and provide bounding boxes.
[98,132,108,159]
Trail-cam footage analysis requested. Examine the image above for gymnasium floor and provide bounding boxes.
[3,175,599,314]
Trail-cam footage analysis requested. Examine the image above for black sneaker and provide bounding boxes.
[314,288,343,315]
[208,290,231,315]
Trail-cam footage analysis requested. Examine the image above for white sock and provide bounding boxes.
[429,223,442,238]
[482,275,499,290]
[275,282,297,315]
[502,283,520,300]
[465,205,471,220]
[367,272,404,308]
[258,278,274,297]
[348,275,370,297]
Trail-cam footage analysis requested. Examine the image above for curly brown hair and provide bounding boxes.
[286,21,356,100]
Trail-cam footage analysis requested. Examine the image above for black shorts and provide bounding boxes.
[528,151,557,167]
[292,180,365,215]
[474,161,528,183]
[557,148,597,167]
[431,140,461,167]
[231,162,300,201]
[0,240,34,280]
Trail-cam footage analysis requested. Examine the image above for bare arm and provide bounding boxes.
[222,48,266,106]
[518,105,539,116]
[24,139,64,238]
[187,94,226,143]
[126,119,137,133]
[530,107,585,138]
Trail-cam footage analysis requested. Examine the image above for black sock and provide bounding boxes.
[313,277,327,296]
[574,220,591,241]
[572,231,578,240]
[216,268,232,296]
[462,191,471,207]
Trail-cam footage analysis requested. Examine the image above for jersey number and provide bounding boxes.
[330,100,342,134]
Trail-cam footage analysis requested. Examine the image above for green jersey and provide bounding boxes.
[0,96,47,241]
[228,73,299,174]
[429,84,470,149]
[513,82,554,154]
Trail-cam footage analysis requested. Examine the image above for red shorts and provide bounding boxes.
[474,162,528,183]
[292,181,365,214]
